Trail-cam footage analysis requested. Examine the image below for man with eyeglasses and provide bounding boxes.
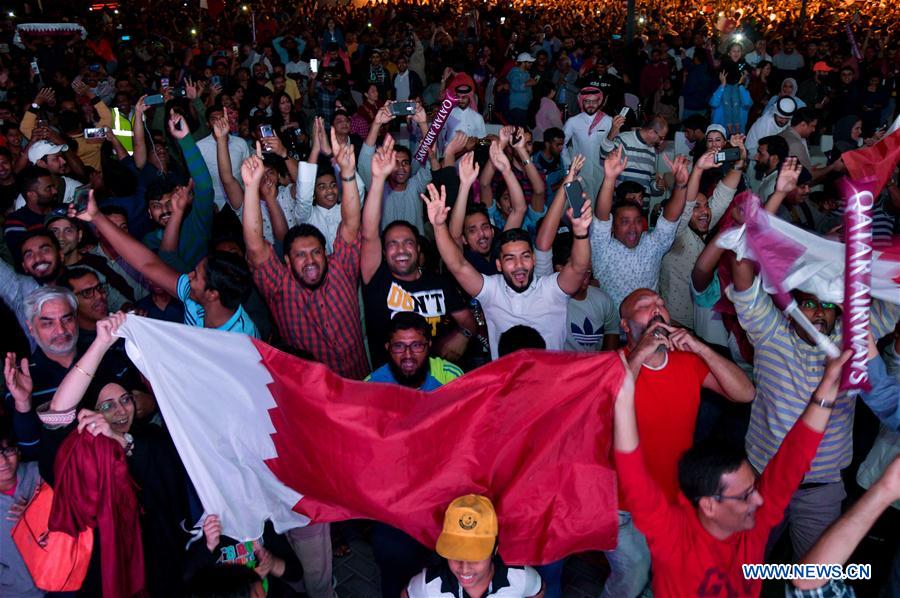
[364,311,462,598]
[615,346,852,596]
[727,255,900,561]
[365,311,463,390]
[57,267,111,341]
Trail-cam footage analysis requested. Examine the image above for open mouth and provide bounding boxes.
[32,261,52,275]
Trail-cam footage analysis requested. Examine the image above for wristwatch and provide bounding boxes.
[341,173,356,182]
[811,395,835,409]
[30,102,40,111]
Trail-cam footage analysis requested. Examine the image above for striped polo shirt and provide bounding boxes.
[602,130,660,195]
[726,277,900,482]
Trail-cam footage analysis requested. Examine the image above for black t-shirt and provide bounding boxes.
[0,182,18,214]
[363,261,466,367]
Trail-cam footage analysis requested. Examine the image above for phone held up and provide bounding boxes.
[564,179,586,217]
[714,147,742,164]
[389,101,416,117]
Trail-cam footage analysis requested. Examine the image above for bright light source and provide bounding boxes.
[113,9,119,14]
[734,33,743,41]
[241,4,249,11]
[7,11,14,17]
[191,28,197,35]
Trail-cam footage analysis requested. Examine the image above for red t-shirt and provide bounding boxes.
[633,351,710,502]
[616,420,823,598]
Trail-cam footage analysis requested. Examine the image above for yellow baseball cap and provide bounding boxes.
[435,495,498,562]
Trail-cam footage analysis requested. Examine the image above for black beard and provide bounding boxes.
[31,262,61,285]
[387,358,429,388]
[502,269,534,294]
[291,261,329,291]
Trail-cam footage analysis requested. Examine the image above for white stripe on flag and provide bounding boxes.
[117,316,308,541]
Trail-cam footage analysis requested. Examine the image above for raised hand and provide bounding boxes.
[371,134,397,180]
[458,151,480,187]
[412,101,427,125]
[420,183,450,227]
[374,104,394,125]
[184,77,201,100]
[814,350,853,403]
[168,111,189,140]
[610,114,626,133]
[34,87,55,106]
[76,409,116,440]
[262,135,288,158]
[211,113,230,140]
[170,180,195,213]
[499,125,515,149]
[445,131,468,158]
[95,312,127,349]
[604,144,628,179]
[567,198,593,237]
[241,154,266,187]
[71,79,94,98]
[4,353,33,411]
[135,94,149,117]
[70,189,100,222]
[696,149,717,171]
[564,154,586,184]
[775,156,802,194]
[331,125,356,176]
[664,154,691,186]
[489,139,511,173]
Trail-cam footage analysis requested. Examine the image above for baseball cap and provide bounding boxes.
[435,495,498,562]
[812,61,834,73]
[774,96,797,119]
[516,52,536,63]
[28,140,69,164]
[705,124,727,138]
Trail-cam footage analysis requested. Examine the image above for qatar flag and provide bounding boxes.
[115,316,622,565]
[841,113,900,196]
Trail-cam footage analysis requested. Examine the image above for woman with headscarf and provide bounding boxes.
[762,76,807,116]
[38,313,193,596]
[828,114,887,164]
[709,62,753,134]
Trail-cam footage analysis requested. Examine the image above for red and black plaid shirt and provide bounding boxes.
[252,226,369,380]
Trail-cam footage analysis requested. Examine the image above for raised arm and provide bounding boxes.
[556,199,593,296]
[240,152,272,267]
[686,150,717,205]
[331,126,361,242]
[448,151,480,245]
[442,131,468,168]
[489,140,528,230]
[422,183,485,298]
[160,182,193,253]
[793,456,900,590]
[364,103,394,150]
[49,313,125,413]
[169,112,215,268]
[132,96,151,170]
[536,154,584,251]
[361,134,397,284]
[511,130,546,212]
[596,145,627,221]
[765,156,801,213]
[661,154,691,223]
[213,109,244,210]
[691,229,727,292]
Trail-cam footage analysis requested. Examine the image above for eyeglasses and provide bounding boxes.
[97,393,135,413]
[713,481,758,503]
[799,299,837,311]
[388,341,428,355]
[0,446,19,458]
[75,283,108,299]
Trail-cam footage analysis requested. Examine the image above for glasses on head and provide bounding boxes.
[713,481,758,503]
[799,299,837,311]
[0,446,19,458]
[97,392,135,413]
[75,283,108,299]
[389,341,428,355]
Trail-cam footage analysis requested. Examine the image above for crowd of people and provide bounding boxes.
[1,0,899,596]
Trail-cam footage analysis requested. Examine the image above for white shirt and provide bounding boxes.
[476,271,570,359]
[285,60,310,77]
[294,161,365,254]
[562,111,616,201]
[235,184,299,244]
[13,175,79,210]
[407,563,542,598]
[744,113,788,158]
[196,134,251,209]
[745,50,773,68]
[438,106,486,152]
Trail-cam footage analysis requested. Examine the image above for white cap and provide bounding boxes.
[516,52,536,63]
[28,140,69,164]
[705,124,727,138]
[774,96,797,119]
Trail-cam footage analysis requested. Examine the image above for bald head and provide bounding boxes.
[619,288,670,347]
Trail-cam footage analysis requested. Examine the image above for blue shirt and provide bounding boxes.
[507,67,532,110]
[176,274,259,337]
[365,357,463,391]
[861,355,900,433]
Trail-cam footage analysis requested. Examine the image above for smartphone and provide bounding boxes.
[389,101,416,117]
[30,61,40,75]
[210,75,221,86]
[120,35,131,41]
[310,58,319,74]
[73,185,91,213]
[259,124,275,138]
[84,127,107,140]
[88,64,101,73]
[500,16,506,24]
[160,77,169,88]
[232,45,239,55]
[564,180,586,216]
[619,107,630,118]
[714,147,742,163]
[145,94,165,106]
[0,43,10,53]
[171,87,187,98]
[612,34,622,40]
